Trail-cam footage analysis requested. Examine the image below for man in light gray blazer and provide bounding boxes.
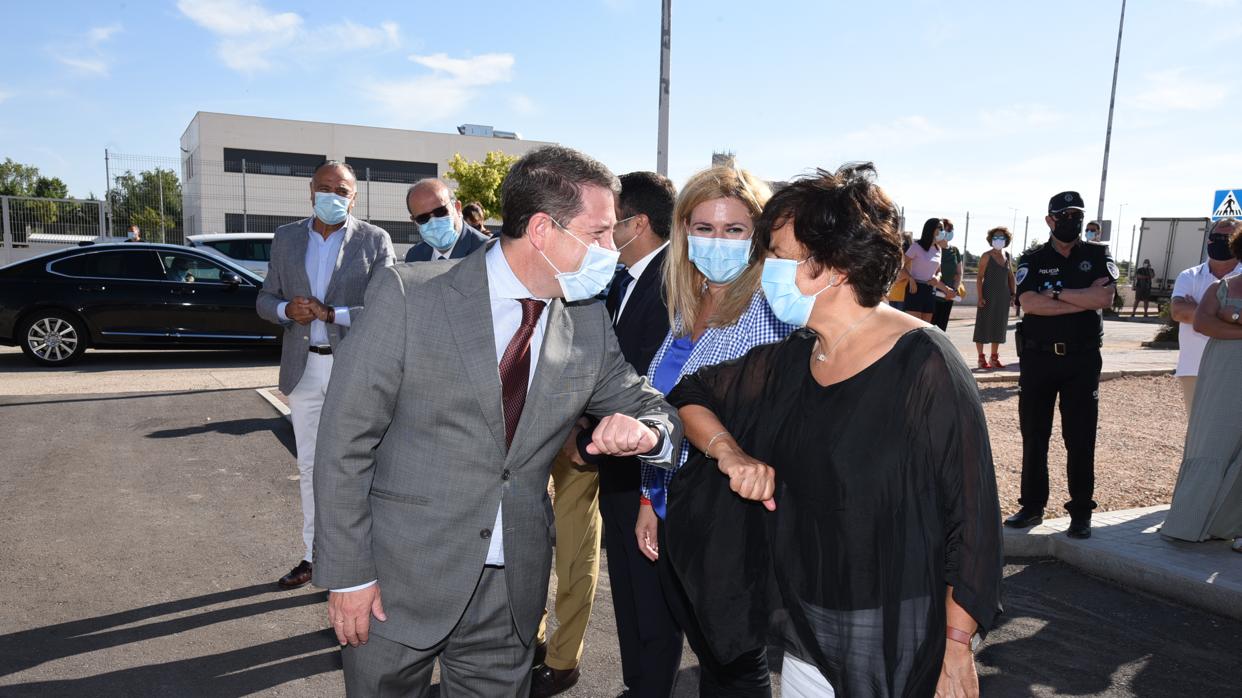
[256,160,394,590]
[313,145,680,696]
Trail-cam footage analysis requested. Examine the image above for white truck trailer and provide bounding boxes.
[1134,217,1211,300]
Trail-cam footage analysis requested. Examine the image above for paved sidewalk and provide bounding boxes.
[1003,506,1242,622]
[940,306,1176,381]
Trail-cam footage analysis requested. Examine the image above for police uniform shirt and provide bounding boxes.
[1015,240,1119,343]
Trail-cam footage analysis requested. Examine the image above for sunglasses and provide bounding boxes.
[411,205,450,225]
[1052,210,1085,221]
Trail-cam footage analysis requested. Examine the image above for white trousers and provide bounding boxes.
[287,352,333,562]
[782,652,836,697]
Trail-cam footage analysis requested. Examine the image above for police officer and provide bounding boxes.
[1004,191,1118,539]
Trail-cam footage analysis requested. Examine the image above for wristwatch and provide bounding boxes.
[1231,310,1240,324]
[638,418,666,456]
[946,626,981,652]
[1051,288,1062,301]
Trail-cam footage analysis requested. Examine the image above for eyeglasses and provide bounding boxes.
[411,205,450,225]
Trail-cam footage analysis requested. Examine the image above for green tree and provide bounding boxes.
[109,168,182,243]
[445,151,517,220]
[0,158,41,196]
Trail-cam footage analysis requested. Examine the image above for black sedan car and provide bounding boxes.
[0,243,279,366]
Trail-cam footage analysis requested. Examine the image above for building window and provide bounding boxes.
[345,157,438,184]
[223,148,325,178]
[225,213,306,234]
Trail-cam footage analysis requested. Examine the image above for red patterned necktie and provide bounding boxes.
[499,298,546,449]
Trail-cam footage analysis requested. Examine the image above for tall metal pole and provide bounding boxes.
[366,167,372,222]
[104,149,112,236]
[1127,223,1138,268]
[241,158,248,234]
[1022,216,1030,251]
[158,169,166,240]
[656,0,671,176]
[1116,202,1127,256]
[1096,0,1127,222]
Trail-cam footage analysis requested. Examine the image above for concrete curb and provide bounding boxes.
[975,367,1173,384]
[1004,506,1242,622]
[256,387,291,422]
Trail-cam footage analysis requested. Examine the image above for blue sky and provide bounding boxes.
[1,0,1238,259]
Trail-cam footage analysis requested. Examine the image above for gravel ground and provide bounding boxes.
[981,374,1186,515]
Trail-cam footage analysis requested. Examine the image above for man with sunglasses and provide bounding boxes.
[404,178,490,262]
[1004,191,1117,539]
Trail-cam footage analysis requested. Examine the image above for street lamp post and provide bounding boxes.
[656,0,671,176]
[1096,0,1127,222]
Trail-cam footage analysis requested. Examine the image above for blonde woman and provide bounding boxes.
[636,165,794,696]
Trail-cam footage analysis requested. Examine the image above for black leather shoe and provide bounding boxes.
[530,664,580,698]
[531,640,547,668]
[1003,508,1044,529]
[277,560,312,589]
[1067,515,1091,539]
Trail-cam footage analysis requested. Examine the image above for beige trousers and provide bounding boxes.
[1179,375,1197,420]
[536,453,602,670]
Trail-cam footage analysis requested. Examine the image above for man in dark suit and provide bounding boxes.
[403,179,490,262]
[533,172,679,698]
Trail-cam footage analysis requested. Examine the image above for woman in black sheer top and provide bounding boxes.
[663,164,1003,697]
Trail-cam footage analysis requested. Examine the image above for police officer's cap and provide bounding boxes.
[1048,191,1086,213]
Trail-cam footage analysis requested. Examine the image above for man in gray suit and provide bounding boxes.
[403,178,490,262]
[256,160,395,590]
[313,145,680,696]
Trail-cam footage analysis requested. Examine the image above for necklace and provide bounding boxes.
[814,307,878,362]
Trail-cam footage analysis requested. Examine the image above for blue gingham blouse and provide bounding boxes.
[640,290,795,509]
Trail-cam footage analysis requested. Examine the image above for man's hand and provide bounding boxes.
[585,414,658,457]
[327,584,387,647]
[635,502,659,561]
[714,443,776,511]
[907,277,918,293]
[307,298,334,323]
[978,297,987,308]
[935,641,980,698]
[285,296,317,325]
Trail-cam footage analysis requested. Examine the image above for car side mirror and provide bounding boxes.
[222,272,242,287]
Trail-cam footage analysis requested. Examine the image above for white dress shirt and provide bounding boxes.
[616,242,668,322]
[276,218,353,342]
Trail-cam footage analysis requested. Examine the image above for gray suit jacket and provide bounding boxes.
[312,245,680,650]
[404,222,489,262]
[256,216,395,394]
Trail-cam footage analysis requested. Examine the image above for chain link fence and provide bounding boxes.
[0,195,108,266]
[106,151,428,248]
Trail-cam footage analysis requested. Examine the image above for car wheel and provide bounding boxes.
[19,310,88,366]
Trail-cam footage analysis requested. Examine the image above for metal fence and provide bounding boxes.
[106,151,428,248]
[0,195,107,266]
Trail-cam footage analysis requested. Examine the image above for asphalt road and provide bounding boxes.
[1,388,1239,697]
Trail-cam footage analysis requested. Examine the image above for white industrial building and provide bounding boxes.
[179,112,554,244]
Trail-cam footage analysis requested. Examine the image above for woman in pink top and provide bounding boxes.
[902,218,957,323]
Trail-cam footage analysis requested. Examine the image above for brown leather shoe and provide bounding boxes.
[277,560,312,589]
[530,664,580,698]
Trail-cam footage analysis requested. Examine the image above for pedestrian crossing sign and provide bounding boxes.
[1212,189,1241,220]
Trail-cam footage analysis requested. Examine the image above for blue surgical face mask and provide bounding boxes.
[760,257,836,327]
[541,217,621,302]
[1084,229,1100,242]
[314,192,351,225]
[419,213,459,251]
[991,237,1006,250]
[687,235,752,284]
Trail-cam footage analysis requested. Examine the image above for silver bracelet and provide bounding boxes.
[704,431,730,459]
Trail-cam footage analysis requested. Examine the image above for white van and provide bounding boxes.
[186,233,273,278]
